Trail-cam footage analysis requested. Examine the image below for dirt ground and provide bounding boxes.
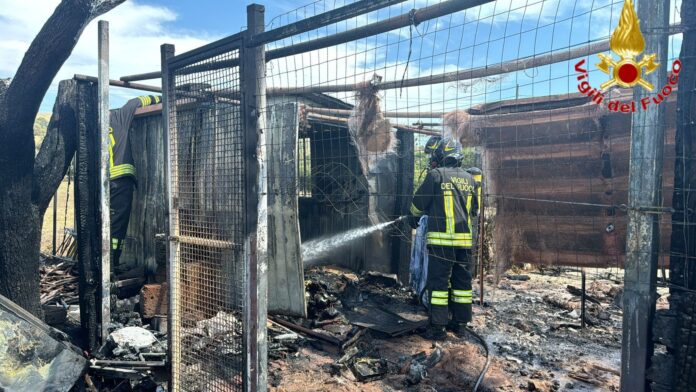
[268,267,652,392]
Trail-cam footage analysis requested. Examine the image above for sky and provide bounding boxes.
[0,0,684,114]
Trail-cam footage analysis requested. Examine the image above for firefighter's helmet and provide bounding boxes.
[432,137,463,166]
[424,136,442,155]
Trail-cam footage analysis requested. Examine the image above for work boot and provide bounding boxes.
[422,325,447,341]
[447,321,470,338]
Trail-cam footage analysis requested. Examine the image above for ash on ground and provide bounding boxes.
[269,266,630,392]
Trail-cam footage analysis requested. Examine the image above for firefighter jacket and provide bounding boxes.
[109,95,161,180]
[410,166,478,248]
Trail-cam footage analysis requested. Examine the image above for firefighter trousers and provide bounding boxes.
[110,176,135,268]
[427,246,473,326]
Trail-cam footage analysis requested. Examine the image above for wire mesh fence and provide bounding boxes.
[261,0,680,279]
[166,40,247,392]
[154,0,691,389]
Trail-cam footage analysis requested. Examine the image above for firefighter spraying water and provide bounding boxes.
[408,136,482,341]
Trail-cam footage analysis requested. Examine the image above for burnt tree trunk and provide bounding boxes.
[0,0,124,317]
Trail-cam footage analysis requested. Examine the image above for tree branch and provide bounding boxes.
[92,0,128,17]
[1,0,125,147]
[32,80,79,214]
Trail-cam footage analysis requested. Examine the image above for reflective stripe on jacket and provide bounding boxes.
[409,166,478,248]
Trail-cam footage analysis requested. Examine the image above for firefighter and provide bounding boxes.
[409,137,478,340]
[109,95,161,270]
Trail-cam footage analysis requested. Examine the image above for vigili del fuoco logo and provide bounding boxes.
[574,0,681,113]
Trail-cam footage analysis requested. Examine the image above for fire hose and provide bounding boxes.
[415,290,490,390]
[464,326,491,392]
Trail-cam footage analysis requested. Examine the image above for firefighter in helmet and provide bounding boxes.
[409,137,478,340]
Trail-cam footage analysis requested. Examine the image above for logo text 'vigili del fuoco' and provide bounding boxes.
[574,0,681,113]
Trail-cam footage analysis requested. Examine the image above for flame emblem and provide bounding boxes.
[597,0,659,91]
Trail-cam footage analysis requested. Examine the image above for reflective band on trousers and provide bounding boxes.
[431,290,449,306]
[110,164,136,179]
[452,289,472,304]
[112,238,122,250]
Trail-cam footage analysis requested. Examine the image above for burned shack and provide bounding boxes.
[472,92,675,269]
[77,91,414,316]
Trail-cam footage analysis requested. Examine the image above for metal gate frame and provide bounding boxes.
[160,5,267,391]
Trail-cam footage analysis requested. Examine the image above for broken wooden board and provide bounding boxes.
[266,102,307,317]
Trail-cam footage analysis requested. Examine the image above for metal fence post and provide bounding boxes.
[620,0,670,390]
[159,43,178,392]
[243,4,268,392]
[97,20,111,344]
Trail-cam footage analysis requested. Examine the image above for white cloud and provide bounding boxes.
[0,0,219,109]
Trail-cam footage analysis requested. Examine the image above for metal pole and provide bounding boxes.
[581,268,586,329]
[243,5,268,392]
[247,0,406,47]
[621,0,670,390]
[97,20,111,344]
[73,74,162,93]
[160,43,178,392]
[267,0,492,61]
[52,192,57,255]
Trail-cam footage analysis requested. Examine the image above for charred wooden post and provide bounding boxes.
[620,1,670,390]
[243,4,268,391]
[74,79,100,350]
[97,20,111,344]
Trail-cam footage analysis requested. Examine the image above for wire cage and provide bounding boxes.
[165,42,247,392]
[146,0,691,390]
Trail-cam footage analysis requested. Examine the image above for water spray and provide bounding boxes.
[301,216,407,265]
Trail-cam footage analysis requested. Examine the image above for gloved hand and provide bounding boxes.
[407,215,420,229]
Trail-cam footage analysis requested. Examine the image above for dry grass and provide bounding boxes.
[35,113,76,255]
[40,179,75,254]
